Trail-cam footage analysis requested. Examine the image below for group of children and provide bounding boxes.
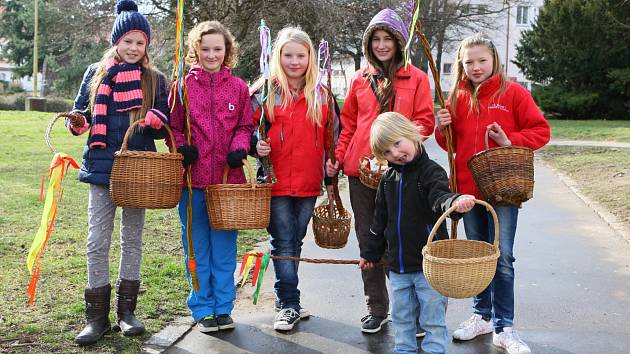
[66,1,550,353]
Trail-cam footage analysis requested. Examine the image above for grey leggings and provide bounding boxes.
[86,184,145,288]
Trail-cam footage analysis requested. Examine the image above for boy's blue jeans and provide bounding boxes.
[178,189,237,321]
[389,271,448,354]
[268,196,317,310]
[463,204,519,329]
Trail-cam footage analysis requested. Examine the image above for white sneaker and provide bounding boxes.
[453,314,493,340]
[298,308,310,319]
[492,327,532,354]
[273,308,301,331]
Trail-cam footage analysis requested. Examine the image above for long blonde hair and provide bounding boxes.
[186,20,238,68]
[88,47,159,123]
[448,33,508,118]
[263,27,323,126]
[370,112,423,162]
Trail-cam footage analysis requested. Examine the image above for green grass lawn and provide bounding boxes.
[0,110,267,353]
[548,119,630,142]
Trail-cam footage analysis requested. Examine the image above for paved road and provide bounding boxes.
[163,138,630,354]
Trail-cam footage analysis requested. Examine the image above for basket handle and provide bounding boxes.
[120,119,178,154]
[45,112,81,154]
[426,199,499,247]
[484,126,492,151]
[222,158,257,189]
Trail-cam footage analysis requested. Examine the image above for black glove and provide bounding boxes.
[177,144,199,167]
[227,149,247,168]
[249,134,259,156]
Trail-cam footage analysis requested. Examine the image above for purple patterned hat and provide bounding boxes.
[362,8,409,66]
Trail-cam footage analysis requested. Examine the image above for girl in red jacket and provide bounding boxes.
[251,27,332,332]
[435,33,550,354]
[325,8,435,334]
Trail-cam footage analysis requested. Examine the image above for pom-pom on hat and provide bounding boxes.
[111,0,151,46]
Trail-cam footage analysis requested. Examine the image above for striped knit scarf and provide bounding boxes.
[89,59,144,149]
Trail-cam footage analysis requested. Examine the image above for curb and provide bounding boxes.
[543,160,630,244]
[141,241,271,353]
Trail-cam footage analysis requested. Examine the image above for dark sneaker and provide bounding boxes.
[197,315,218,333]
[273,308,300,331]
[361,315,388,333]
[217,314,235,330]
[416,327,426,338]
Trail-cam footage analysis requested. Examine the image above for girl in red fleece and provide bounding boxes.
[435,33,550,354]
[251,27,332,332]
[325,8,435,334]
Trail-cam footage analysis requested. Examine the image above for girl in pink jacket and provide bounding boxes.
[168,21,253,332]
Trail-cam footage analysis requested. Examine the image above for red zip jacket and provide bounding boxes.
[252,88,330,197]
[335,64,435,177]
[435,75,551,198]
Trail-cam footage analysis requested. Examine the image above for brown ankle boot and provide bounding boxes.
[114,279,145,336]
[75,284,111,346]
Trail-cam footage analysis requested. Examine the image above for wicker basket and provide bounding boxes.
[359,155,387,190]
[110,120,183,209]
[312,184,352,249]
[205,159,272,230]
[422,199,500,299]
[467,130,534,207]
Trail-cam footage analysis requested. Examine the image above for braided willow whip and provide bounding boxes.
[413,19,459,238]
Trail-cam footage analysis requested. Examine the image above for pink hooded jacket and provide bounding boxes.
[169,65,254,188]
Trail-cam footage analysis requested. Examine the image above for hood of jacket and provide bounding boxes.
[362,8,409,68]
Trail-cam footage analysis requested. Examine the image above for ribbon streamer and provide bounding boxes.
[26,153,79,304]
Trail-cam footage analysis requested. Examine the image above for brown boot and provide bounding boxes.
[75,284,111,346]
[114,279,145,336]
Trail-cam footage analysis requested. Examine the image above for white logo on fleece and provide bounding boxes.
[488,103,509,112]
[228,103,235,111]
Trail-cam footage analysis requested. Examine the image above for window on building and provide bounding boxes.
[442,63,452,75]
[517,6,529,25]
[475,5,488,15]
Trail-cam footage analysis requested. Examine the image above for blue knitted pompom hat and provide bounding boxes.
[111,0,151,46]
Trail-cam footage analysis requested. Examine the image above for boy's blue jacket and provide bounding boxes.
[361,146,462,274]
[70,64,170,186]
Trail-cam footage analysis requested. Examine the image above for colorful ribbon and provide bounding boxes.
[27,153,79,304]
[238,252,272,304]
[404,0,420,69]
[316,40,332,102]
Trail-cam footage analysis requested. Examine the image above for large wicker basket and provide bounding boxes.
[422,199,500,299]
[110,120,183,209]
[467,131,534,207]
[312,183,352,249]
[359,155,387,190]
[205,159,272,230]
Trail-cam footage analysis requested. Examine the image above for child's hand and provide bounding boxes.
[453,194,475,213]
[487,122,512,147]
[326,159,339,177]
[256,138,271,157]
[358,258,374,270]
[436,109,452,133]
[67,112,90,135]
[140,109,166,129]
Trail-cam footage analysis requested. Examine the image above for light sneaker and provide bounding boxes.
[493,327,532,354]
[275,301,310,319]
[273,308,301,331]
[453,314,493,340]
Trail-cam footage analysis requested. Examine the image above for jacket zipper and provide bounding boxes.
[397,166,404,273]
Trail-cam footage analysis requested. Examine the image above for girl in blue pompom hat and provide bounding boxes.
[66,0,170,346]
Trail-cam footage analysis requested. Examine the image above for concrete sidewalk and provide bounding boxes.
[149,138,630,354]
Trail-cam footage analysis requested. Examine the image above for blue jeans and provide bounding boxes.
[389,271,448,354]
[268,196,317,310]
[178,189,237,321]
[463,204,519,329]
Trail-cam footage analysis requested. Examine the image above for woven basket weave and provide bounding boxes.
[110,120,183,209]
[205,159,272,230]
[422,199,500,299]
[467,131,534,207]
[359,155,387,190]
[312,185,352,249]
